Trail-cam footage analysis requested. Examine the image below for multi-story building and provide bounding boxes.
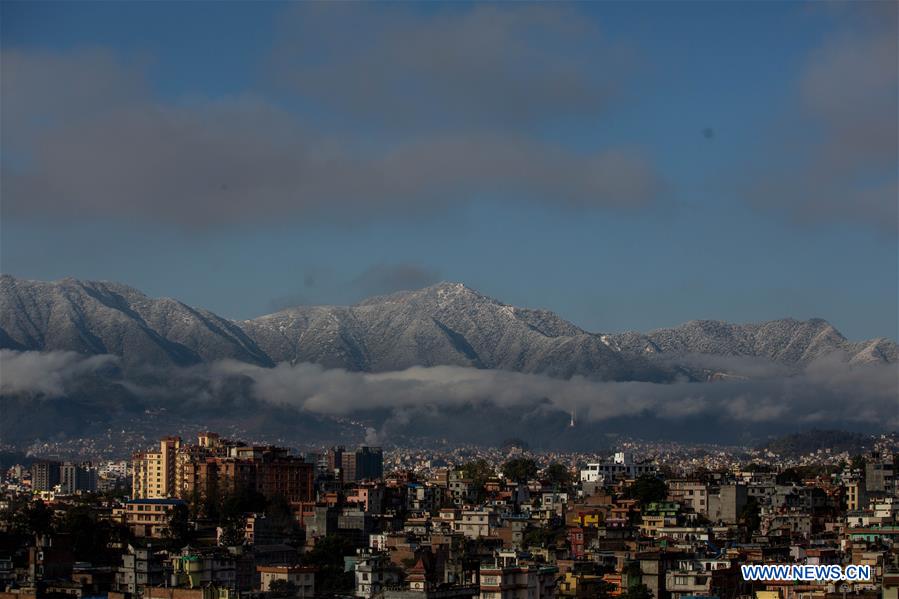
[60,462,98,494]
[865,452,895,494]
[455,509,498,539]
[31,461,61,492]
[340,446,384,483]
[132,437,182,499]
[257,565,315,596]
[668,480,709,516]
[847,479,868,512]
[664,559,740,599]
[115,545,167,596]
[168,548,238,591]
[131,436,313,508]
[580,452,657,485]
[354,552,402,598]
[120,498,186,538]
[478,551,557,599]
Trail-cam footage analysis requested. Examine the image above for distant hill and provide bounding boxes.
[3,275,894,378]
[760,429,876,457]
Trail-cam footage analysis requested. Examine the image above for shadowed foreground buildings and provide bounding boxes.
[131,433,315,507]
[1,434,897,599]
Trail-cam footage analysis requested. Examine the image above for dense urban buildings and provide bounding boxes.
[131,433,316,508]
[0,432,897,599]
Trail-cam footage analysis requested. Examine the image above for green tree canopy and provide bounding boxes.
[625,475,667,505]
[165,503,193,547]
[459,459,494,483]
[543,463,572,486]
[622,583,654,599]
[305,535,356,594]
[502,458,538,482]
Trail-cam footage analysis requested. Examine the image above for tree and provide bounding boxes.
[460,459,494,483]
[305,535,356,594]
[739,497,761,538]
[623,561,642,586]
[165,504,193,547]
[626,476,667,505]
[61,505,111,561]
[27,501,53,536]
[622,584,654,599]
[593,580,617,599]
[459,459,495,502]
[524,524,565,548]
[219,518,246,547]
[502,458,538,482]
[220,486,267,521]
[544,463,572,487]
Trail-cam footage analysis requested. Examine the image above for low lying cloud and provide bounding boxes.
[3,350,895,442]
[206,353,897,429]
[0,349,118,397]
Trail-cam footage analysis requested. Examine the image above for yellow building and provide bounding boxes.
[119,498,185,538]
[558,571,607,598]
[846,480,867,512]
[132,437,181,499]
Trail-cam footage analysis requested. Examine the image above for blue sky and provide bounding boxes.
[1,1,896,340]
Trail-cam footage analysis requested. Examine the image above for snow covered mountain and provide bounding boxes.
[0,275,272,367]
[1,275,894,376]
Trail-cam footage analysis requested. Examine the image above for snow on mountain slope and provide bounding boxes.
[1,276,894,376]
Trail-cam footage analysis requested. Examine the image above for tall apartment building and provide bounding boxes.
[132,435,313,506]
[339,446,384,483]
[31,461,61,492]
[60,462,98,494]
[355,446,384,481]
[326,446,345,474]
[708,484,748,524]
[865,452,895,494]
[846,479,868,512]
[132,436,182,499]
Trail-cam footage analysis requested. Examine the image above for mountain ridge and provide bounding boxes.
[1,275,895,378]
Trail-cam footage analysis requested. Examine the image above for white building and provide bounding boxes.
[257,565,315,597]
[354,552,401,598]
[580,452,657,483]
[479,551,557,599]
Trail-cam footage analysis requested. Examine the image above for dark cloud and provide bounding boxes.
[352,264,441,298]
[270,4,628,132]
[0,48,148,152]
[746,10,898,234]
[1,7,662,228]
